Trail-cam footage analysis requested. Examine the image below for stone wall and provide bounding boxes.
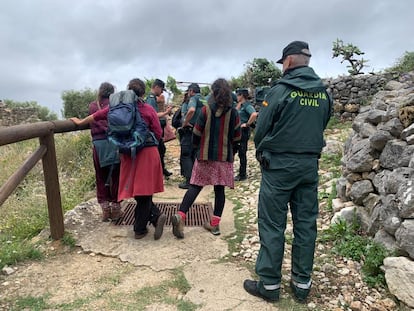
[0,102,41,127]
[323,72,396,120]
[334,72,414,259]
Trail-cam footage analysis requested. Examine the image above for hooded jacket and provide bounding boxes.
[254,66,332,154]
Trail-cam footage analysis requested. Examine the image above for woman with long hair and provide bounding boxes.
[171,78,241,239]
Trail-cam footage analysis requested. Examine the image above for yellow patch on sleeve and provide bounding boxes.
[262,100,268,107]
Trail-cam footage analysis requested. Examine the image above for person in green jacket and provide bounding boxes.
[234,88,257,181]
[244,41,332,303]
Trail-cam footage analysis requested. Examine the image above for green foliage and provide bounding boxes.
[229,75,244,91]
[144,78,154,95]
[3,99,58,121]
[61,232,76,248]
[362,242,389,287]
[166,75,182,95]
[61,88,96,119]
[239,58,282,90]
[228,58,282,97]
[386,51,414,74]
[332,39,369,75]
[320,219,390,288]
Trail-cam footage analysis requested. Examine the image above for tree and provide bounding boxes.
[332,39,369,75]
[3,99,57,121]
[166,76,181,96]
[62,88,96,118]
[236,58,282,90]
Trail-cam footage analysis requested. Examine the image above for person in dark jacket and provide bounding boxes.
[88,82,121,222]
[234,88,257,181]
[178,83,204,189]
[244,41,332,303]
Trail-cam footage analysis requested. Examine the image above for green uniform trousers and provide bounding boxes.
[255,152,319,286]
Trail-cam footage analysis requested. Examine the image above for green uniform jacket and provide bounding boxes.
[254,66,332,154]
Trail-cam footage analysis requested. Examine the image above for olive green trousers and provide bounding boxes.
[255,152,319,286]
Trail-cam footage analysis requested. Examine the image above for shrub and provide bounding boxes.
[320,219,390,288]
[387,51,414,74]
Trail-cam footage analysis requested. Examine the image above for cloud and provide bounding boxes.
[1,0,413,117]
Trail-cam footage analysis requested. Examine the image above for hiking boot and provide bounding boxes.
[243,279,279,302]
[203,222,221,235]
[171,214,184,239]
[234,175,247,181]
[290,280,311,303]
[154,214,167,240]
[134,231,148,239]
[100,202,111,222]
[178,182,190,189]
[110,203,123,222]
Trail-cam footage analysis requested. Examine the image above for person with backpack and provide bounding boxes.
[146,79,173,178]
[171,78,241,239]
[171,91,188,131]
[234,88,258,181]
[70,78,167,240]
[178,83,204,189]
[88,82,121,222]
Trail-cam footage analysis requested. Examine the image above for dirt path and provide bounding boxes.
[0,172,274,310]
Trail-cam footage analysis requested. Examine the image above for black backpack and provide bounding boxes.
[171,108,182,129]
[107,90,158,158]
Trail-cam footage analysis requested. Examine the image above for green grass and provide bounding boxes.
[0,132,94,269]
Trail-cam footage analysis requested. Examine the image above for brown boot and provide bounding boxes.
[171,214,184,239]
[110,202,123,222]
[100,202,110,222]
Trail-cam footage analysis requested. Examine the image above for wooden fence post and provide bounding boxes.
[39,132,64,240]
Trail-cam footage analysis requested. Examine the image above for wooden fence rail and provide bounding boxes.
[0,120,89,239]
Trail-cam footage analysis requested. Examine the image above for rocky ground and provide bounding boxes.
[0,129,409,310]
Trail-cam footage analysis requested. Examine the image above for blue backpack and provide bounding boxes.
[107,90,158,158]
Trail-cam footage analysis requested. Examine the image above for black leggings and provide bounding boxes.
[134,195,161,234]
[179,185,225,217]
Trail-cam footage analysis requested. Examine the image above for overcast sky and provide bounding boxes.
[1,0,413,117]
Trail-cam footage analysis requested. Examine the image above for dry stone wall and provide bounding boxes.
[323,72,396,120]
[334,72,414,259]
[0,102,41,127]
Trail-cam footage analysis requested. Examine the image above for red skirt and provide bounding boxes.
[118,146,164,200]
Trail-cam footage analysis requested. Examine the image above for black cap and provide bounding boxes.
[187,83,200,93]
[236,88,249,97]
[153,78,166,91]
[276,41,312,64]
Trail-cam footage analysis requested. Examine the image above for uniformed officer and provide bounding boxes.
[243,41,333,303]
[178,83,204,189]
[234,88,257,181]
[146,79,173,177]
